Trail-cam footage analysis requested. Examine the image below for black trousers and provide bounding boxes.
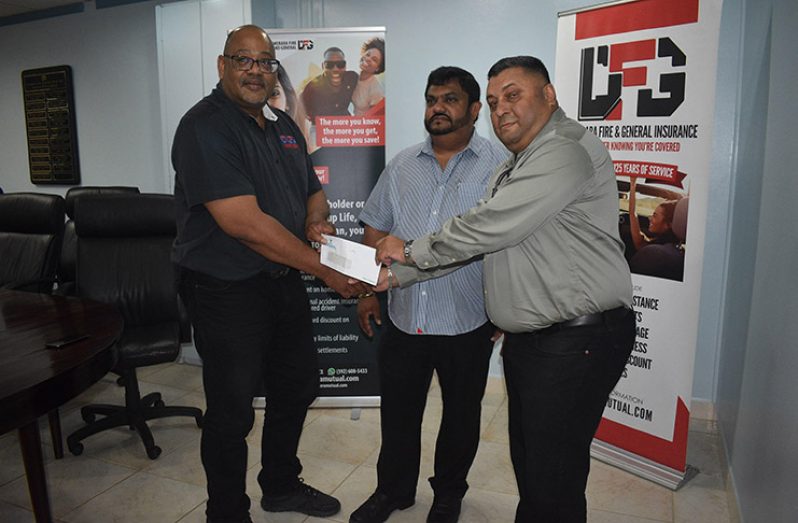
[178,268,319,523]
[502,309,635,523]
[376,321,494,501]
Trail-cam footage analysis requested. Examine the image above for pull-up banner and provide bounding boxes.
[267,27,387,406]
[555,0,722,488]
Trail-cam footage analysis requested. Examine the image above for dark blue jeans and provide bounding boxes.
[376,321,494,501]
[178,268,318,523]
[502,309,635,523]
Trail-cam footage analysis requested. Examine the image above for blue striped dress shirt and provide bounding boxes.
[359,131,507,335]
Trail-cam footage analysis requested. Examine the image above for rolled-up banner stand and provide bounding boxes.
[555,0,722,489]
[256,27,387,408]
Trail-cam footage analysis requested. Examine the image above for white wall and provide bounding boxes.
[719,0,798,520]
[0,1,165,196]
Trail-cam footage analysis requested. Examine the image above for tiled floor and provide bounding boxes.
[0,362,734,522]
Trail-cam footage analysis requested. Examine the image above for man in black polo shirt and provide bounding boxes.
[172,25,366,523]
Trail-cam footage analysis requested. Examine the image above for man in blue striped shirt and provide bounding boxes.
[351,67,506,523]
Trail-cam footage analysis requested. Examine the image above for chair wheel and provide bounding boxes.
[153,399,165,408]
[81,411,95,423]
[146,445,162,460]
[68,442,84,456]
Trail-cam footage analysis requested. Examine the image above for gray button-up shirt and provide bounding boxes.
[393,108,632,333]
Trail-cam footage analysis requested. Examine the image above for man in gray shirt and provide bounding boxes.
[375,56,635,522]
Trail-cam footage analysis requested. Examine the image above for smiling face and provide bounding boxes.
[648,204,672,234]
[323,51,347,87]
[218,26,276,116]
[486,67,557,153]
[359,48,383,75]
[423,80,479,136]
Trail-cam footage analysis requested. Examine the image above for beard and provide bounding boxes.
[424,112,471,136]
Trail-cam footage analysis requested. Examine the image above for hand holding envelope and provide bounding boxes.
[319,234,381,286]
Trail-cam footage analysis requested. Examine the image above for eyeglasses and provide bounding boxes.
[323,60,347,70]
[223,55,280,74]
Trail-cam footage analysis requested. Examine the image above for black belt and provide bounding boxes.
[537,306,631,335]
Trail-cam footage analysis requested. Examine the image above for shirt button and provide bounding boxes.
[432,210,437,215]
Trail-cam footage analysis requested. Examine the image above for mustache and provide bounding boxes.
[241,76,265,87]
[429,113,451,122]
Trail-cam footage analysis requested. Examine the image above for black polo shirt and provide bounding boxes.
[172,84,322,280]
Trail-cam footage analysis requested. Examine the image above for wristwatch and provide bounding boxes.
[403,240,415,265]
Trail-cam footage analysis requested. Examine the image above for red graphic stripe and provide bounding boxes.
[594,396,690,471]
[575,0,699,40]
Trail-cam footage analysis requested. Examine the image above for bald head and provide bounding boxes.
[224,25,272,55]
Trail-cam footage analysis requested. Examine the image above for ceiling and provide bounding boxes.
[0,1,85,18]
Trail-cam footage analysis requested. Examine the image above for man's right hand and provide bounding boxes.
[357,295,382,337]
[322,268,369,299]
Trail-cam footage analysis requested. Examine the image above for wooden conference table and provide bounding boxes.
[0,289,123,523]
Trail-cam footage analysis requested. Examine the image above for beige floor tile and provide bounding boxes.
[145,434,205,486]
[142,362,204,392]
[686,430,725,477]
[0,441,25,487]
[62,471,206,523]
[459,486,519,522]
[0,455,135,518]
[467,440,518,496]
[176,503,206,523]
[70,416,201,469]
[588,508,669,522]
[0,499,37,523]
[298,415,381,465]
[674,483,731,522]
[587,460,673,521]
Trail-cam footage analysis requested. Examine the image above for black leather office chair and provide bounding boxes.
[57,186,140,296]
[66,193,202,459]
[0,192,65,293]
[0,192,66,457]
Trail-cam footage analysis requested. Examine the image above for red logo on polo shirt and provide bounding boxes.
[279,134,299,149]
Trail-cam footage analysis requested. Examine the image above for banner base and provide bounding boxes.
[253,396,380,409]
[590,439,699,490]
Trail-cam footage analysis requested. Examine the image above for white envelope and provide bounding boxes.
[319,234,381,285]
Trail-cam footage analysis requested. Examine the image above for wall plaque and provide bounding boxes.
[22,65,81,185]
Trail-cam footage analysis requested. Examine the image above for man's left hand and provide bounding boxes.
[375,235,406,265]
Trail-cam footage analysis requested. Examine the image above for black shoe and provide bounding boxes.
[261,479,341,517]
[350,491,415,523]
[426,496,462,523]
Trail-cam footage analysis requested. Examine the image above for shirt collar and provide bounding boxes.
[418,128,482,158]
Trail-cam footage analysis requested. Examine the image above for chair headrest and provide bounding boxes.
[0,192,65,234]
[65,186,140,218]
[75,193,175,238]
[672,197,688,242]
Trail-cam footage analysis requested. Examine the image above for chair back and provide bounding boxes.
[58,186,140,295]
[75,193,178,327]
[0,192,65,293]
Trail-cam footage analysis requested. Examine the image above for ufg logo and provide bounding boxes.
[578,37,686,121]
